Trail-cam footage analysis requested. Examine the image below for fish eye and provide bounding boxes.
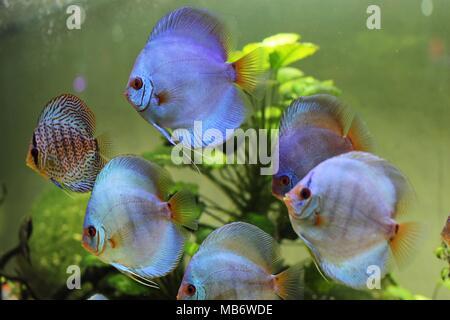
[280,175,290,186]
[130,77,143,90]
[185,284,196,296]
[87,225,97,238]
[31,148,39,166]
[299,187,311,200]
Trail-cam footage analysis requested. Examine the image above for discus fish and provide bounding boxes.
[87,294,108,300]
[177,222,303,300]
[26,94,109,192]
[82,155,199,286]
[124,7,263,148]
[272,94,373,199]
[283,151,420,289]
[442,216,450,246]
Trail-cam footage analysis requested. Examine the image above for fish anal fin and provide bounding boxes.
[273,263,304,300]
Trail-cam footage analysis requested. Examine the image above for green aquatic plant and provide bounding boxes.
[432,242,450,299]
[0,33,425,300]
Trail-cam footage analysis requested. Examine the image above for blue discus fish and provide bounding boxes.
[82,155,200,286]
[272,94,373,199]
[124,7,263,148]
[283,152,420,289]
[177,222,303,300]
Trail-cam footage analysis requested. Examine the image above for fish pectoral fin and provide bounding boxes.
[154,84,185,107]
[150,121,177,145]
[111,263,160,289]
[299,234,330,282]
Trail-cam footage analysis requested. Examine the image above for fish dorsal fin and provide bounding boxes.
[149,7,231,60]
[39,94,96,137]
[341,151,413,217]
[280,94,374,151]
[280,94,351,136]
[96,155,174,200]
[199,222,280,273]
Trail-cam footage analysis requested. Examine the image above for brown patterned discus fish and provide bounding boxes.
[26,94,109,192]
[442,216,450,246]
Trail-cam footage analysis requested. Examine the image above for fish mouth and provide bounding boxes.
[283,194,293,207]
[283,194,299,220]
[283,194,314,220]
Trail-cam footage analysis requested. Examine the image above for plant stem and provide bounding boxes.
[203,210,228,224]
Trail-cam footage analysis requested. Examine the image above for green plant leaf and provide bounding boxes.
[184,241,199,256]
[231,33,310,71]
[142,145,174,166]
[195,226,214,244]
[279,76,341,98]
[269,42,319,69]
[277,67,304,83]
[243,213,275,235]
[201,148,227,168]
[262,33,301,47]
[443,278,450,290]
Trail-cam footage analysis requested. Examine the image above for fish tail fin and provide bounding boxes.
[389,222,422,267]
[96,133,113,163]
[232,48,264,92]
[346,115,374,152]
[273,263,304,300]
[168,190,199,231]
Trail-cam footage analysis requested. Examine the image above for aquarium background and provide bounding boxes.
[0,0,449,299]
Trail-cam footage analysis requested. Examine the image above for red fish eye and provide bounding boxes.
[280,175,290,186]
[299,187,311,200]
[130,77,143,90]
[87,226,96,238]
[185,284,196,296]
